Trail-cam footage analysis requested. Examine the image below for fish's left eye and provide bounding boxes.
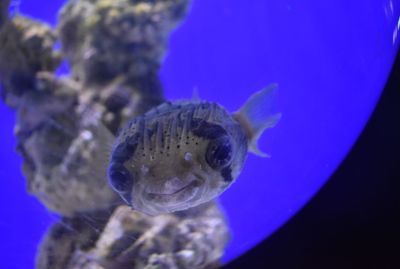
[108,162,134,194]
[206,136,233,169]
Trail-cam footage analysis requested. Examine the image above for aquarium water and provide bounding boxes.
[0,0,399,268]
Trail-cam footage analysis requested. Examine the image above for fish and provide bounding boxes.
[106,84,281,215]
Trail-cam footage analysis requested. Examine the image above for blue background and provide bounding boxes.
[0,0,399,268]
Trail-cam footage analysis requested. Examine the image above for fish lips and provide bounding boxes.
[131,178,205,215]
[144,180,200,206]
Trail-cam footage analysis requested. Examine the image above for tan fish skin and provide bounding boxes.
[108,100,249,215]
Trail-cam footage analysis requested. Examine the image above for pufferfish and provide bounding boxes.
[106,85,281,216]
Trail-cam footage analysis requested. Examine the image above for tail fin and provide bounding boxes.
[233,84,281,157]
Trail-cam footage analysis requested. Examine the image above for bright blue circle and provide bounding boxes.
[0,0,399,267]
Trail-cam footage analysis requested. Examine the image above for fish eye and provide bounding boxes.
[206,136,233,169]
[107,162,134,194]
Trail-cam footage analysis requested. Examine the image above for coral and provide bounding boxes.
[0,0,229,268]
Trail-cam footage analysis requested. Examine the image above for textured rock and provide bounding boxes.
[0,0,190,216]
[58,0,189,84]
[0,0,230,268]
[37,203,228,269]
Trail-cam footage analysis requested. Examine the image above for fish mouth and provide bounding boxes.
[144,180,200,205]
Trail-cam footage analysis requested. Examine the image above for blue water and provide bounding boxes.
[0,0,399,268]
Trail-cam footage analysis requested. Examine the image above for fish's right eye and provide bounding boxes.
[107,162,134,194]
[206,136,233,170]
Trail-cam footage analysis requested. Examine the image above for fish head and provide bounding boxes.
[107,103,248,215]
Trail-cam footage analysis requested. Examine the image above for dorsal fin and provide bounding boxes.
[233,84,281,157]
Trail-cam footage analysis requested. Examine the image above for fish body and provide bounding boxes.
[107,85,281,215]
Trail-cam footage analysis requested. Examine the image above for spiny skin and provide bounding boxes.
[108,101,248,215]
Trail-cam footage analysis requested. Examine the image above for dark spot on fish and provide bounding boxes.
[190,119,227,140]
[146,128,154,139]
[108,162,134,194]
[127,133,141,146]
[112,134,140,163]
[221,166,233,183]
[112,143,133,163]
